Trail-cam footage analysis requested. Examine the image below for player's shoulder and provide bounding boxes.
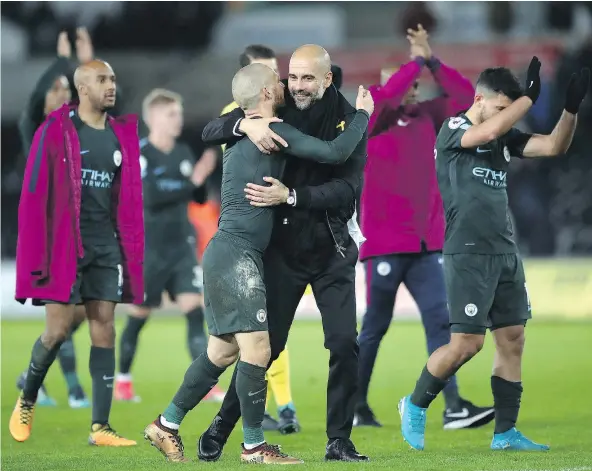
[221,101,239,116]
[443,114,471,133]
[437,114,471,145]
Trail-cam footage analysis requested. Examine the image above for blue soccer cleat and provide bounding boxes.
[491,427,550,451]
[398,395,427,451]
[68,386,91,409]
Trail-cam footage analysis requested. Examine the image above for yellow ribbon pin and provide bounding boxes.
[336,120,345,131]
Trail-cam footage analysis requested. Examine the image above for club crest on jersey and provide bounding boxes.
[256,309,267,323]
[113,150,122,167]
[464,303,478,317]
[180,159,193,177]
[503,145,511,162]
[448,117,466,129]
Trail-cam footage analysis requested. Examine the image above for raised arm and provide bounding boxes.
[519,68,588,158]
[369,59,423,134]
[421,58,475,126]
[269,110,370,165]
[460,57,542,148]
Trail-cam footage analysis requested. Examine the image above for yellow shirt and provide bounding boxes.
[220,101,239,153]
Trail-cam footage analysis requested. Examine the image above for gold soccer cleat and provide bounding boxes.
[9,394,36,442]
[240,443,303,465]
[89,423,137,446]
[143,420,189,463]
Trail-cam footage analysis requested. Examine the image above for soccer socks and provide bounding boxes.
[410,365,449,409]
[185,306,207,360]
[90,346,115,426]
[22,337,62,402]
[57,320,84,393]
[267,349,294,411]
[119,316,147,374]
[491,375,523,434]
[442,378,461,410]
[163,353,226,427]
[236,361,267,448]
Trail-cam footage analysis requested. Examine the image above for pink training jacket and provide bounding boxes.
[359,58,474,260]
[15,103,145,305]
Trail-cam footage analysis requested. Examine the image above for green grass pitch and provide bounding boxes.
[2,317,591,470]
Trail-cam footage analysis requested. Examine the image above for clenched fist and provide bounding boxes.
[356,85,374,116]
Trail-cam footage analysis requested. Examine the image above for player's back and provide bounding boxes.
[435,114,518,254]
[218,138,285,253]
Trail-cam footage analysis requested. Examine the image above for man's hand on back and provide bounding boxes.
[239,117,288,154]
[244,177,289,207]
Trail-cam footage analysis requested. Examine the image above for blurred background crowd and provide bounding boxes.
[2,1,592,260]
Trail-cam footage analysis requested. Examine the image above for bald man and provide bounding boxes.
[144,63,372,464]
[11,60,144,447]
[200,45,369,462]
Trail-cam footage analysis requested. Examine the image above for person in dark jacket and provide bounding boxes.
[197,45,369,463]
[15,28,100,410]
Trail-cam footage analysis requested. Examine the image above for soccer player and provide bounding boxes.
[199,45,370,463]
[143,63,373,463]
[219,43,299,433]
[399,57,589,451]
[10,59,144,446]
[356,24,494,429]
[114,89,222,403]
[16,28,98,409]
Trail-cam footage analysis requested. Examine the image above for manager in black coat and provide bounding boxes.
[198,47,369,463]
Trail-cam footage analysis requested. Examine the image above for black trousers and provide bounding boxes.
[216,237,359,440]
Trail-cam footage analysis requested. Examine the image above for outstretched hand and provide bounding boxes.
[407,24,432,60]
[524,56,542,104]
[57,31,71,58]
[75,27,94,64]
[564,68,590,114]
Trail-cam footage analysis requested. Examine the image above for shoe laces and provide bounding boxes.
[262,443,288,458]
[409,408,426,434]
[19,400,34,425]
[96,424,123,438]
[169,432,185,454]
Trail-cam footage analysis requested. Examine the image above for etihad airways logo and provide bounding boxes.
[472,167,507,188]
[81,168,114,188]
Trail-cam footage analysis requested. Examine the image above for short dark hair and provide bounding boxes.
[476,67,523,101]
[239,44,276,68]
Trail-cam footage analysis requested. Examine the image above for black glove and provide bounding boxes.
[524,56,542,104]
[564,68,590,114]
